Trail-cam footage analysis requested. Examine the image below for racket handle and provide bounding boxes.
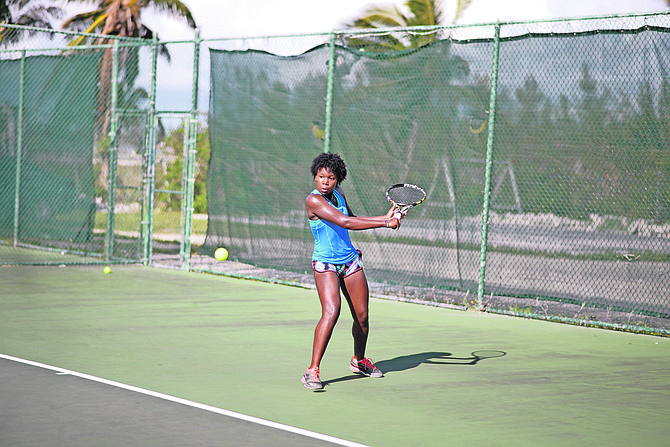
[393,211,402,219]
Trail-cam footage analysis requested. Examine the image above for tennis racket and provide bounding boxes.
[386,183,426,218]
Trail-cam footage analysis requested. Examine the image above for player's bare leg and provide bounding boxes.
[341,268,369,360]
[310,270,342,369]
[342,269,382,377]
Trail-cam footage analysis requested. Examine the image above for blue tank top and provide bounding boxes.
[309,189,357,264]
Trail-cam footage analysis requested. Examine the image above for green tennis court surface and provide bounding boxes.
[1,265,668,446]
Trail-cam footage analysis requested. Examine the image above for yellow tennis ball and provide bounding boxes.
[103,266,111,274]
[214,247,229,261]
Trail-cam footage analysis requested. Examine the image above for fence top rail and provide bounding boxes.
[1,10,669,50]
[197,10,670,43]
[0,22,150,42]
[0,41,147,55]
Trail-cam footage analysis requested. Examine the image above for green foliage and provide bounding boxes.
[94,210,207,234]
[62,0,196,43]
[0,0,62,46]
[343,0,471,52]
[508,304,532,314]
[94,135,110,198]
[155,123,210,214]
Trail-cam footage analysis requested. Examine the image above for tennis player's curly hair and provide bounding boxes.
[310,152,347,183]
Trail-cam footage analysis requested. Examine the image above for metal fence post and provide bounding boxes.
[477,23,501,309]
[181,29,201,270]
[143,36,159,265]
[105,40,120,260]
[323,32,337,154]
[12,50,25,247]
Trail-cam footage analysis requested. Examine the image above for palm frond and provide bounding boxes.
[406,0,443,26]
[1,0,11,23]
[452,0,473,24]
[348,5,409,29]
[138,25,172,62]
[67,12,107,46]
[0,1,63,45]
[16,0,33,9]
[61,10,105,31]
[345,34,406,52]
[147,0,196,28]
[17,5,63,24]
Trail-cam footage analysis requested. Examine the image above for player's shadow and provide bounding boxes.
[321,350,506,387]
[376,350,506,373]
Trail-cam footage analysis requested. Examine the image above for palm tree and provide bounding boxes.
[61,0,196,59]
[62,0,196,40]
[345,0,472,51]
[61,0,196,136]
[60,0,197,194]
[0,0,63,46]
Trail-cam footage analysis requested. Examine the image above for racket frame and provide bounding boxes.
[386,183,426,218]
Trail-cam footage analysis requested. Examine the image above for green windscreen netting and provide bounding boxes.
[0,53,100,246]
[485,28,670,319]
[204,38,502,291]
[205,47,329,272]
[206,23,670,328]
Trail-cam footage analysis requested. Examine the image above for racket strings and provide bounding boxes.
[388,187,425,205]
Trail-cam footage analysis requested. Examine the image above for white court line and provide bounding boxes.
[0,353,369,447]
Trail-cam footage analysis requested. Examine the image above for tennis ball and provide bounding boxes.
[214,247,229,261]
[103,266,111,274]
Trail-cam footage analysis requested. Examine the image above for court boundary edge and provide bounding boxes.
[0,353,369,447]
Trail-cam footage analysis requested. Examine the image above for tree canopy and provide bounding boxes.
[344,0,472,51]
[0,0,63,45]
[62,0,196,51]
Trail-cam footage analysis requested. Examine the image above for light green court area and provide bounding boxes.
[0,246,104,265]
[1,265,668,446]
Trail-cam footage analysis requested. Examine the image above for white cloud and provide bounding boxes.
[59,0,669,41]
[545,0,667,18]
[458,0,553,24]
[458,0,666,25]
[140,0,372,40]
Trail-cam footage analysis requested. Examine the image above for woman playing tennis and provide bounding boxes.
[302,153,402,390]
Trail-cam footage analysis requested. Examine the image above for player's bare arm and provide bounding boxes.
[305,194,400,230]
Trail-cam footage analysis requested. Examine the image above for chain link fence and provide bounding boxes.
[1,13,669,334]
[0,26,201,266]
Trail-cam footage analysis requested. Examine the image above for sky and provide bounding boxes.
[133,0,669,40]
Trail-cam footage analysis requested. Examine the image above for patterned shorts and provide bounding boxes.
[313,252,363,278]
